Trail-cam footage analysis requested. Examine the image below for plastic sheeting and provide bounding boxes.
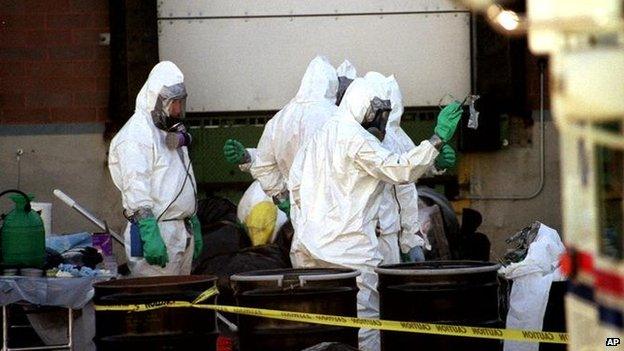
[0,277,103,351]
[45,232,92,253]
[0,276,97,309]
[499,223,566,351]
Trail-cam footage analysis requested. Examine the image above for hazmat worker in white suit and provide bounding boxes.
[365,73,457,264]
[288,76,463,351]
[109,61,202,277]
[223,56,352,216]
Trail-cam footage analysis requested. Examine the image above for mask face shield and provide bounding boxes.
[336,76,354,106]
[361,97,391,141]
[151,83,188,130]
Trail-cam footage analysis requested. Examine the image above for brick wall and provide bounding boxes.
[0,0,109,124]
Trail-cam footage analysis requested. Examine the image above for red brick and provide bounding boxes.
[95,45,109,60]
[69,0,108,14]
[46,14,93,29]
[25,91,73,108]
[0,76,35,94]
[72,29,101,46]
[96,107,109,121]
[0,47,46,61]
[0,30,72,48]
[90,13,109,30]
[50,106,96,122]
[25,61,99,77]
[1,0,24,14]
[30,30,73,47]
[0,108,50,124]
[95,75,109,92]
[35,77,97,93]
[0,30,30,48]
[0,62,26,77]
[74,90,108,107]
[0,93,25,108]
[91,59,109,77]
[0,15,46,30]
[47,46,94,60]
[1,0,71,14]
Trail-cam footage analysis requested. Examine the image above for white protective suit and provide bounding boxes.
[366,73,426,264]
[289,77,441,351]
[337,59,357,80]
[247,56,339,199]
[109,61,197,277]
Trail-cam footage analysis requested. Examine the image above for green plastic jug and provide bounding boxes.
[1,193,45,268]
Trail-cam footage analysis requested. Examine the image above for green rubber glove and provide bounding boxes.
[435,144,456,169]
[138,217,168,267]
[434,101,463,142]
[223,139,246,164]
[277,198,290,217]
[190,214,203,260]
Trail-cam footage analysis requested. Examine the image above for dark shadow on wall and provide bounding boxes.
[106,0,159,141]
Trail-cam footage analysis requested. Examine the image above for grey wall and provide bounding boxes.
[461,116,562,260]
[0,125,126,237]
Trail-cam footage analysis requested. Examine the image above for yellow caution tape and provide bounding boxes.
[192,286,220,304]
[94,286,568,344]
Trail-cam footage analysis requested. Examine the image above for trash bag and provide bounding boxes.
[44,248,63,270]
[192,222,293,307]
[197,196,238,227]
[195,221,251,261]
[193,241,292,298]
[192,196,293,306]
[61,247,102,269]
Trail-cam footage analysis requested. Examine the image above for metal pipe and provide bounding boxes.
[216,312,238,332]
[53,189,125,246]
[3,305,8,351]
[67,309,72,351]
[467,59,547,200]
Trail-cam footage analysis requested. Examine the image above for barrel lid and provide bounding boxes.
[375,261,501,276]
[230,268,360,288]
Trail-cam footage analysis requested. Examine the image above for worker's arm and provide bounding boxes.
[393,183,425,253]
[353,137,441,185]
[113,140,154,212]
[287,149,305,209]
[249,121,288,197]
[238,148,257,173]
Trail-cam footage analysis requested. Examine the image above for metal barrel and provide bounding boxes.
[230,268,360,351]
[93,275,218,351]
[376,261,503,351]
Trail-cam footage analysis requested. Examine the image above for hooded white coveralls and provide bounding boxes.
[364,73,428,265]
[289,77,440,351]
[109,61,196,277]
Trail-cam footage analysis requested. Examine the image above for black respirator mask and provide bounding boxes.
[335,76,354,106]
[152,83,188,131]
[165,122,192,150]
[361,97,391,141]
